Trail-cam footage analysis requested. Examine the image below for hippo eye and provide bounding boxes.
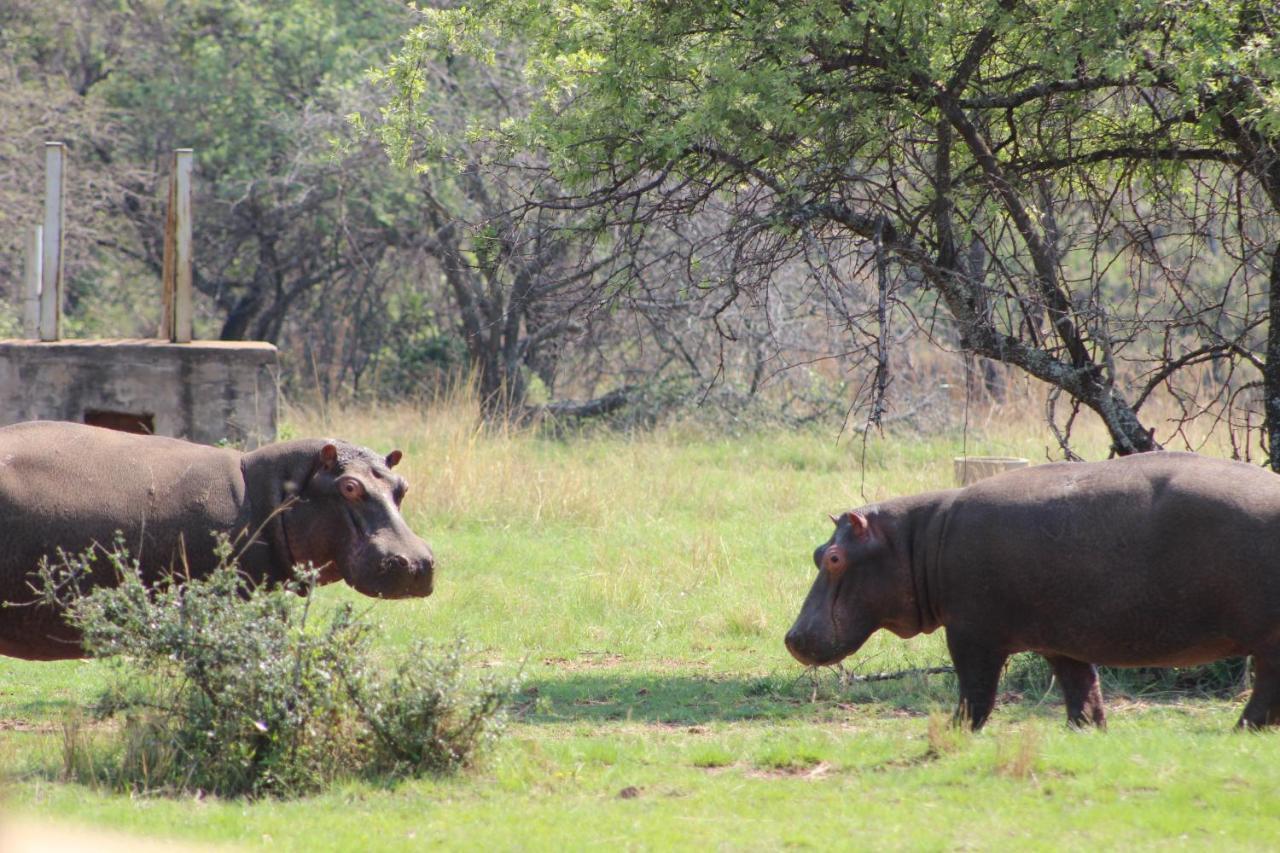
[338,478,366,501]
[825,548,847,576]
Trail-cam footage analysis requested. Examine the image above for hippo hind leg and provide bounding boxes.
[1238,652,1280,729]
[1044,654,1106,729]
[946,630,1008,731]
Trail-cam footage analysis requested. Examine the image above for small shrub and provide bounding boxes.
[37,540,514,799]
[1107,659,1249,697]
[924,710,966,758]
[689,744,735,769]
[994,725,1041,780]
[346,640,510,777]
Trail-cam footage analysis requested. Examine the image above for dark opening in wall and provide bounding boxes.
[84,409,155,435]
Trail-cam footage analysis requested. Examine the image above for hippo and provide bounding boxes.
[785,452,1280,730]
[0,421,435,660]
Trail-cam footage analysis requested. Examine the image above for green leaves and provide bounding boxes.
[39,540,513,798]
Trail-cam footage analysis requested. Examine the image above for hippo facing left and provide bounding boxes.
[0,421,435,661]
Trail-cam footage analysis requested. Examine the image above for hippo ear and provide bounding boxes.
[386,449,403,469]
[846,511,870,541]
[319,443,339,472]
[828,513,840,526]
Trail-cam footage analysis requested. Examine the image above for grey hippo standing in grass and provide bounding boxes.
[786,452,1280,729]
[0,420,435,660]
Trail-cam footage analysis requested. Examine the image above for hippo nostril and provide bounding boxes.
[384,554,410,573]
[784,630,815,665]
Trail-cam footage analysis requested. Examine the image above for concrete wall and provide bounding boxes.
[0,339,278,448]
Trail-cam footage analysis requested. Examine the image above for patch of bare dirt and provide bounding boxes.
[541,651,625,670]
[747,761,833,780]
[0,719,59,734]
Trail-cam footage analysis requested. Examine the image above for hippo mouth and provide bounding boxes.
[786,573,874,667]
[345,550,434,599]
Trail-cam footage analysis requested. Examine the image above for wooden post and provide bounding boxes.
[39,142,65,342]
[160,155,176,339]
[174,149,194,342]
[22,225,42,339]
[161,149,194,342]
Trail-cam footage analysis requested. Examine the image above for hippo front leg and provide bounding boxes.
[1044,654,1106,729]
[946,629,1007,731]
[1238,653,1280,729]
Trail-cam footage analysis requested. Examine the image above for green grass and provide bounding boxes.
[2,403,1277,849]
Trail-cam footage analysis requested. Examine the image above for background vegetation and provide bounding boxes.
[3,1,1279,457]
[0,0,865,423]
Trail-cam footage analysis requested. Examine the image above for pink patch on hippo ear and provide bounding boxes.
[319,443,339,471]
[386,449,403,469]
[846,511,870,540]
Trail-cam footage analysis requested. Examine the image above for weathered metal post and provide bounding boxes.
[22,225,42,339]
[39,142,65,342]
[161,149,194,343]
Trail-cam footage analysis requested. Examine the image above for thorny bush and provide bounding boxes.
[35,537,513,799]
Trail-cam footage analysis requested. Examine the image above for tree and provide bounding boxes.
[373,28,638,413]
[0,1,143,331]
[401,0,1280,456]
[90,0,422,344]
[1141,1,1280,465]
[0,1,470,402]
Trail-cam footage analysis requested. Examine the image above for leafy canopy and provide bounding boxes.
[391,1,1279,193]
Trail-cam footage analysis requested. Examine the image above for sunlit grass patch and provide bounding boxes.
[687,743,735,769]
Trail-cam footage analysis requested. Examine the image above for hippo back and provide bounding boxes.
[939,451,1280,665]
[0,421,249,603]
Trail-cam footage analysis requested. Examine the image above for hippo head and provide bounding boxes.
[279,441,435,599]
[784,510,918,667]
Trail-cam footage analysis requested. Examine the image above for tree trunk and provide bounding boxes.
[219,292,260,340]
[1266,244,1280,471]
[473,338,528,418]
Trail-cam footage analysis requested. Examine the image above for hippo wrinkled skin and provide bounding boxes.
[0,421,435,660]
[786,452,1280,730]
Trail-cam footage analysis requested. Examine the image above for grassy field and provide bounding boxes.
[1,400,1278,849]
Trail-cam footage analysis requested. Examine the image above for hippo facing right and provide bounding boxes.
[0,421,435,661]
[786,452,1280,729]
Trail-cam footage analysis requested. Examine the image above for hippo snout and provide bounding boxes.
[785,615,857,667]
[380,552,434,577]
[378,550,434,597]
[785,628,823,667]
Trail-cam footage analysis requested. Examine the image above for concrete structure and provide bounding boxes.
[953,455,1030,487]
[0,339,278,448]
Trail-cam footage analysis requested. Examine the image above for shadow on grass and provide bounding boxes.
[0,698,77,721]
[516,661,1244,727]
[515,669,960,725]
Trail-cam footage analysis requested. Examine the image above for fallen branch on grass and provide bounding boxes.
[529,385,635,420]
[838,665,956,684]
